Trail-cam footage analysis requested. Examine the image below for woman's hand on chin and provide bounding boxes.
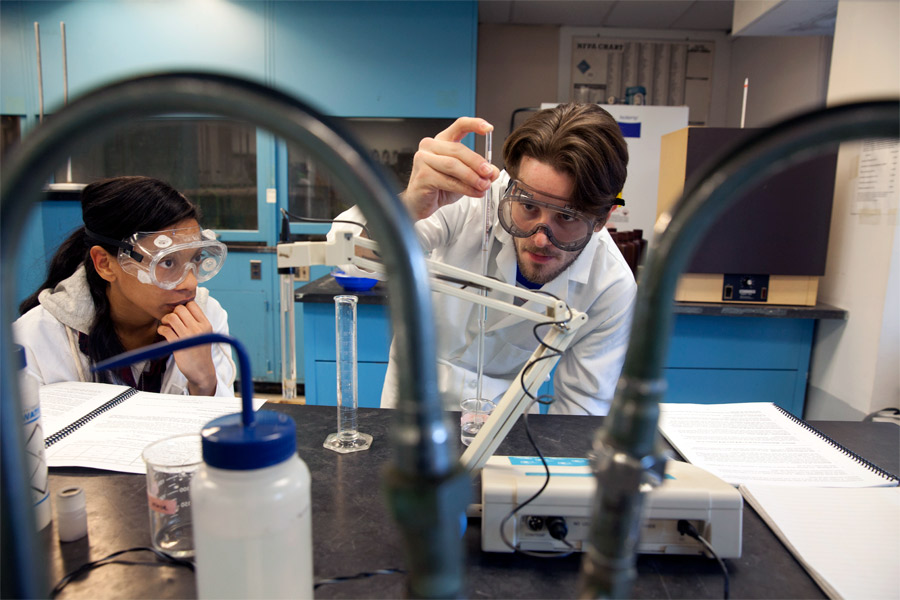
[158,301,217,396]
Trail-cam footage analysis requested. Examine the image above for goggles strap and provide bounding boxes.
[84,228,144,262]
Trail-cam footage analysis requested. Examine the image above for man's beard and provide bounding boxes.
[514,238,584,285]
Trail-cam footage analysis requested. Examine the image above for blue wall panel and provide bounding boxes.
[662,368,804,415]
[203,252,277,382]
[1,1,268,114]
[271,1,477,117]
[667,315,813,370]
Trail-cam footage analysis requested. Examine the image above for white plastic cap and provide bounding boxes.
[56,486,88,542]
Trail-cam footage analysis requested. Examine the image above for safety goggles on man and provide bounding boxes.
[87,227,227,289]
[498,179,624,252]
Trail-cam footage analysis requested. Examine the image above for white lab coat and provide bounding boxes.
[332,171,636,415]
[13,265,237,397]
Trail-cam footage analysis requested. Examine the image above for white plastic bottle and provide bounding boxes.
[191,410,313,599]
[17,345,51,530]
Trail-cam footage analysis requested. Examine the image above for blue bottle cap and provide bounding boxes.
[14,344,26,369]
[200,410,298,470]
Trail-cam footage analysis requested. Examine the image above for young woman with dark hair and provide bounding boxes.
[14,176,236,396]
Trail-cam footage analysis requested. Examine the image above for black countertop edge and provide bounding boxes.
[671,301,847,320]
[295,275,847,319]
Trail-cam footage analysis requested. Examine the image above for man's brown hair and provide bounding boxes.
[503,103,628,218]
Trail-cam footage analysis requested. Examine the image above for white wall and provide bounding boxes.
[725,35,832,127]
[476,24,833,155]
[806,0,900,420]
[732,0,783,33]
[476,23,559,167]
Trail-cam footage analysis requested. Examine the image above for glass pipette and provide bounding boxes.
[475,130,492,408]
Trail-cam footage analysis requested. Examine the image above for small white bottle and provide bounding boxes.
[191,410,313,600]
[16,345,51,530]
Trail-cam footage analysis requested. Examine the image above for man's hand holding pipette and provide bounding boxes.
[401,117,499,221]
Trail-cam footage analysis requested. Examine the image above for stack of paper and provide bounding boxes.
[41,381,265,474]
[740,485,899,600]
[658,402,899,600]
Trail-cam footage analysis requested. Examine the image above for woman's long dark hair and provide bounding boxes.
[19,176,199,372]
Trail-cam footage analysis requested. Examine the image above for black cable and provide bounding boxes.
[523,307,595,416]
[314,567,406,589]
[494,299,600,556]
[433,273,492,292]
[51,545,405,596]
[50,546,194,598]
[677,520,730,600]
[500,306,577,555]
[498,399,574,558]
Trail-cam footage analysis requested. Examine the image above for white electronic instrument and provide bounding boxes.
[479,456,742,557]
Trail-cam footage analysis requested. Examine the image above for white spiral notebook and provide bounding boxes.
[40,381,263,474]
[657,402,898,488]
[659,402,898,599]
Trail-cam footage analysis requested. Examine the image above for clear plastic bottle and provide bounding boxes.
[191,410,313,599]
[16,345,51,530]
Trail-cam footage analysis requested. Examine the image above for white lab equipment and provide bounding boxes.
[191,410,313,599]
[480,457,742,557]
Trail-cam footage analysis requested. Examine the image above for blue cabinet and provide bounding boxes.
[1,1,476,118]
[0,2,267,118]
[3,1,477,384]
[207,251,277,382]
[302,300,392,407]
[298,275,842,414]
[663,315,815,416]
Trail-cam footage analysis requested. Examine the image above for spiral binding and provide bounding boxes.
[44,387,138,448]
[774,405,899,483]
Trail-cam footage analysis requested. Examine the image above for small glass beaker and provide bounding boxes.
[142,433,203,558]
[460,398,496,447]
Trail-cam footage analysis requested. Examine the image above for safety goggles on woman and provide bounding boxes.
[86,227,227,290]
[498,179,624,252]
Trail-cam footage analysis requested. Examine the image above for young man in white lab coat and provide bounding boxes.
[335,103,635,415]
